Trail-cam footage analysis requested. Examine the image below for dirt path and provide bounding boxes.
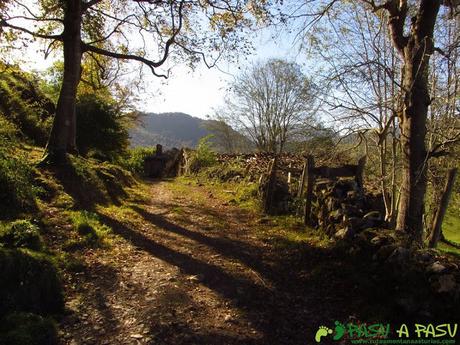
[59,179,388,345]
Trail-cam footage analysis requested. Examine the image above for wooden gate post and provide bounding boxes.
[263,157,278,214]
[356,156,366,190]
[156,144,163,156]
[304,155,315,226]
[298,161,307,198]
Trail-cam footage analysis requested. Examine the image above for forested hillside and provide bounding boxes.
[129,112,211,148]
[129,112,251,152]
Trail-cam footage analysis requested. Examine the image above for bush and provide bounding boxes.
[0,115,17,142]
[0,312,58,345]
[117,147,156,175]
[0,220,44,251]
[76,93,129,160]
[0,248,64,317]
[189,135,217,173]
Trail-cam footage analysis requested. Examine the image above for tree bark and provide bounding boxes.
[44,0,82,163]
[394,0,441,244]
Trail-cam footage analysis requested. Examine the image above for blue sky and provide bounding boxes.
[138,27,305,119]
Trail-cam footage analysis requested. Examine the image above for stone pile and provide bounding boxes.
[311,178,385,239]
[350,228,460,317]
[216,153,305,180]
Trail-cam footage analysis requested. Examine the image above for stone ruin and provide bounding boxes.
[144,144,183,178]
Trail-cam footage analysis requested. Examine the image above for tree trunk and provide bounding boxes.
[395,0,440,244]
[44,1,82,163]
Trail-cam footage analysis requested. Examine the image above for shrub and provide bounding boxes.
[76,93,129,160]
[0,220,44,251]
[189,135,217,173]
[0,312,58,345]
[0,248,64,317]
[117,147,156,175]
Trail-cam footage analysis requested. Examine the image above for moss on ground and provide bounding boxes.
[0,248,64,317]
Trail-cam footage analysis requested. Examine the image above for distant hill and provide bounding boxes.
[129,112,251,152]
[129,112,212,148]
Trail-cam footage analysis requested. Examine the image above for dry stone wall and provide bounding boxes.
[170,149,460,315]
[310,178,385,239]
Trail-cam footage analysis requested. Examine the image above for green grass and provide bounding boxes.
[442,211,460,244]
[438,242,460,258]
[437,204,460,256]
[64,211,112,250]
[261,215,332,250]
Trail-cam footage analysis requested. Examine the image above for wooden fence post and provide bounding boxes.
[304,155,315,226]
[356,156,366,190]
[263,157,278,214]
[429,168,458,248]
[297,161,307,198]
[156,144,163,156]
[287,163,292,184]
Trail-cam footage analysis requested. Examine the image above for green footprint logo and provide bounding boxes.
[333,321,346,341]
[315,326,333,343]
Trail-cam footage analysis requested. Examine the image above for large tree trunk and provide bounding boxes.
[44,1,82,163]
[395,0,440,244]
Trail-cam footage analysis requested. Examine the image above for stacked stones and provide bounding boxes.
[351,228,460,316]
[216,153,305,180]
[311,178,384,239]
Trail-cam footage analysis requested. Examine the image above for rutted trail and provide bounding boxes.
[59,179,387,345]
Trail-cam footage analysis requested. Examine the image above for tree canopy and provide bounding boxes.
[0,0,268,162]
[222,58,318,154]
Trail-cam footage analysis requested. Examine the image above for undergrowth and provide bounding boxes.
[0,63,54,146]
[188,135,217,173]
[117,146,156,175]
[0,220,44,251]
[0,116,39,218]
